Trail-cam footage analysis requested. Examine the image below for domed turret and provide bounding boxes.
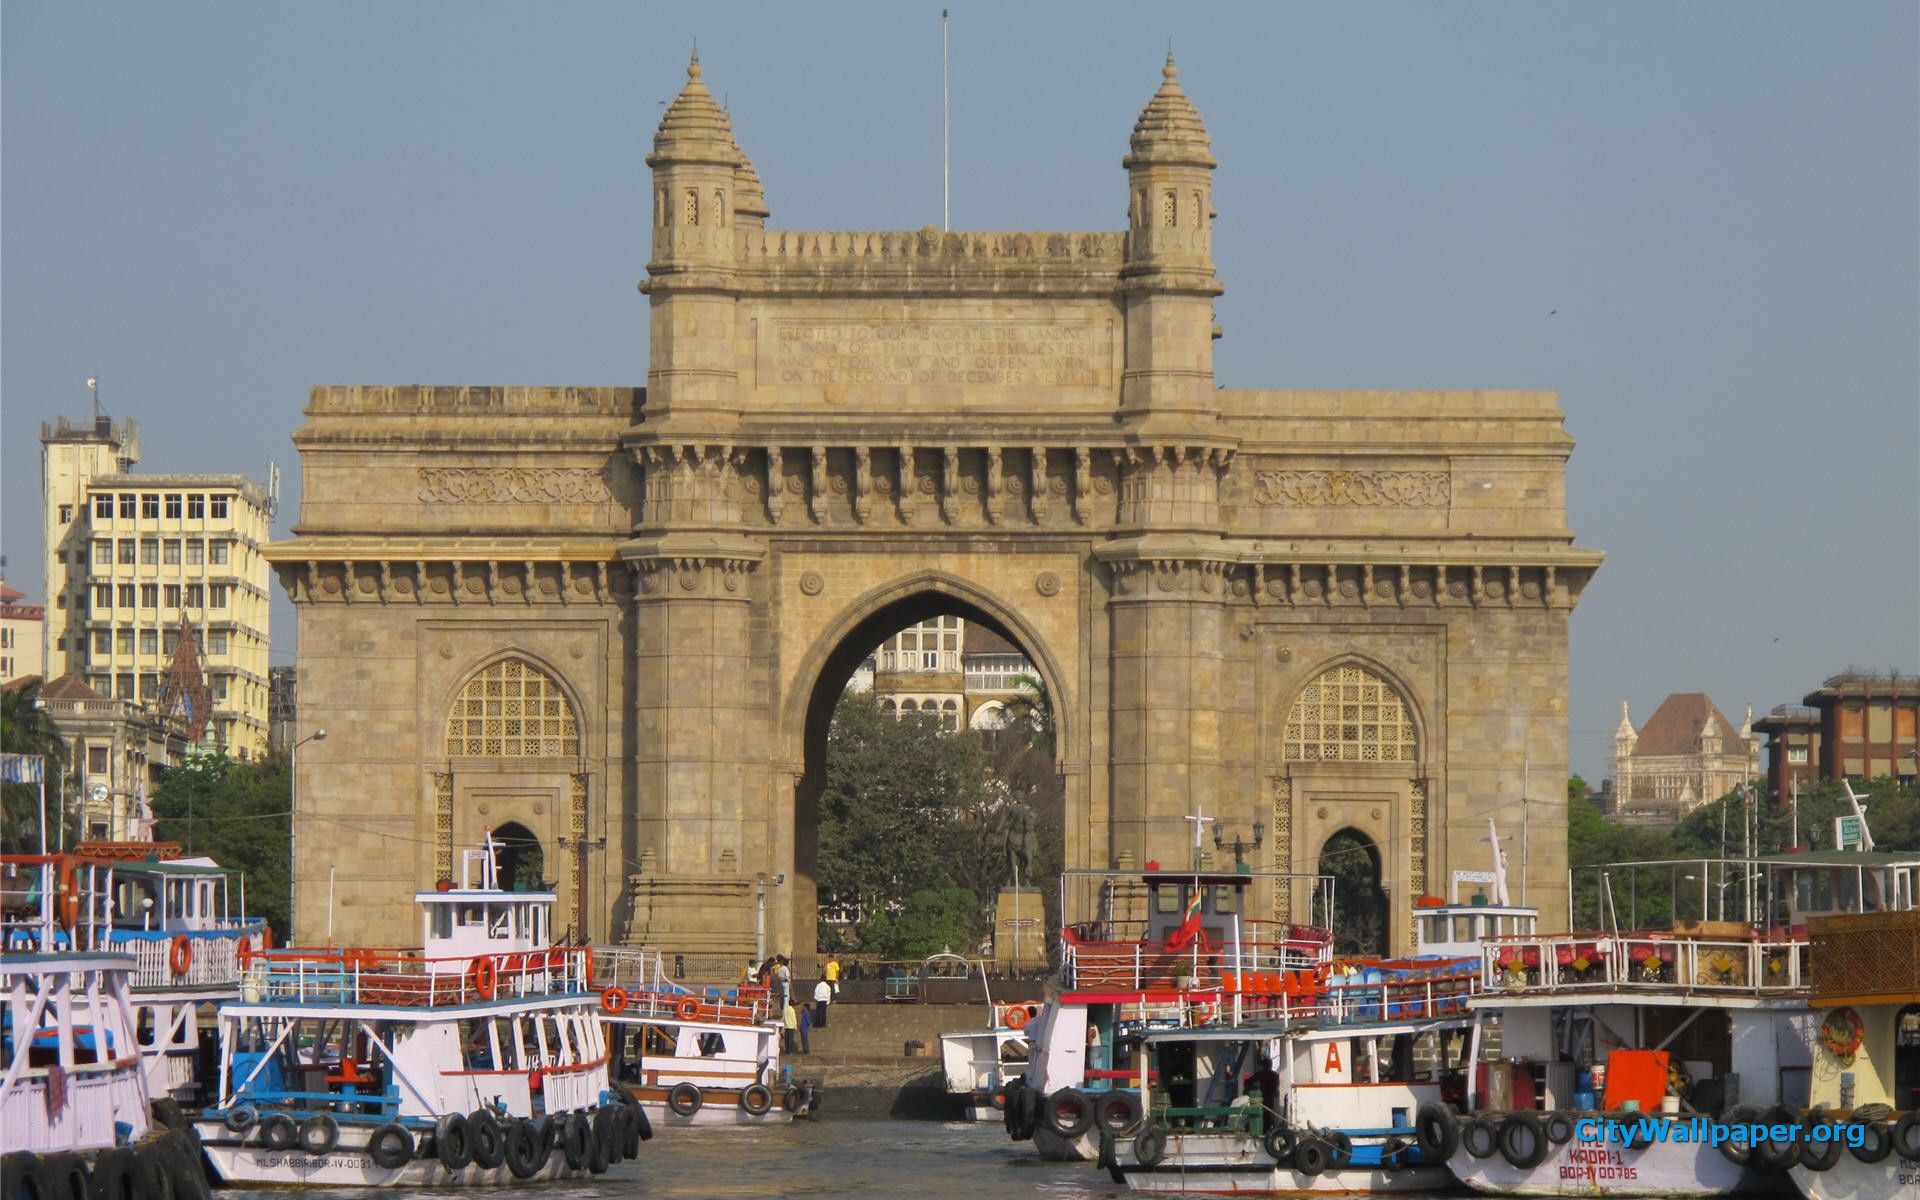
[647,53,744,247]
[1123,54,1217,250]
[733,151,770,231]
[1124,54,1217,173]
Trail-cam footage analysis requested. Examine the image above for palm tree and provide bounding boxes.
[2,680,74,852]
[998,673,1055,745]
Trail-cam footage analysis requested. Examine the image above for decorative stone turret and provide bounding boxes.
[733,151,770,231]
[646,52,743,267]
[1117,54,1225,439]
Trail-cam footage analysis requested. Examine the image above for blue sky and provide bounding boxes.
[4,2,1915,782]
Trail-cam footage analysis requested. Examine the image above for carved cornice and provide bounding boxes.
[272,557,626,606]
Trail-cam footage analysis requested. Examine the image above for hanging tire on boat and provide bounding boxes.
[87,1148,138,1200]
[586,1111,611,1175]
[1719,1105,1763,1165]
[1499,1113,1550,1170]
[504,1122,542,1180]
[368,1123,414,1170]
[470,1110,507,1170]
[592,1107,620,1166]
[1461,1116,1499,1159]
[1753,1105,1803,1170]
[616,1102,644,1156]
[1324,1130,1353,1170]
[1010,1083,1039,1141]
[38,1152,89,1200]
[150,1099,188,1134]
[434,1112,473,1171]
[1895,1111,1920,1163]
[1799,1111,1843,1173]
[526,1118,554,1173]
[1380,1136,1413,1170]
[1852,1121,1894,1164]
[1542,1111,1576,1146]
[298,1115,340,1157]
[1133,1126,1167,1168]
[133,1145,174,1200]
[221,1105,258,1134]
[1415,1101,1459,1161]
[1043,1089,1094,1139]
[667,1082,704,1118]
[562,1111,591,1171]
[740,1084,774,1116]
[630,1099,653,1142]
[259,1113,298,1151]
[1293,1137,1330,1178]
[160,1134,209,1200]
[1262,1122,1295,1164]
[1094,1090,1142,1136]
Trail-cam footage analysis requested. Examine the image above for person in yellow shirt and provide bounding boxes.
[824,954,842,995]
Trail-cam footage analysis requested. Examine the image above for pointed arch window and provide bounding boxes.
[445,658,579,758]
[1283,664,1417,763]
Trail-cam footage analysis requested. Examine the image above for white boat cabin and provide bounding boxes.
[0,952,152,1154]
[415,844,558,974]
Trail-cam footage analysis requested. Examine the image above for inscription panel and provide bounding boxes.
[758,319,1113,390]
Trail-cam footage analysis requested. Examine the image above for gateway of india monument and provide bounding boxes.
[272,55,1601,965]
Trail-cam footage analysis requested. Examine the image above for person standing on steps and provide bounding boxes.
[782,998,800,1056]
[813,977,832,1028]
[797,1000,813,1055]
[824,953,841,996]
[774,955,792,1011]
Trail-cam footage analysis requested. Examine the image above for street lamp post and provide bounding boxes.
[288,728,327,939]
[1212,821,1267,870]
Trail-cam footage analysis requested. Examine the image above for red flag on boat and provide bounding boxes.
[1165,886,1206,952]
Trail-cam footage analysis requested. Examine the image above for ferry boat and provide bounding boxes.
[1104,862,1532,1195]
[932,953,1039,1123]
[191,839,636,1187]
[1785,902,1920,1200]
[0,858,210,1200]
[1440,850,1920,1199]
[1003,865,1335,1162]
[594,946,817,1125]
[2,845,268,1104]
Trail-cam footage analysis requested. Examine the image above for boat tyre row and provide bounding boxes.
[214,1097,649,1177]
[1000,1081,1143,1143]
[2,1127,209,1200]
[1414,1100,1920,1173]
[660,1081,815,1119]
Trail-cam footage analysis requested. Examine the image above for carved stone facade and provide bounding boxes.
[271,55,1600,961]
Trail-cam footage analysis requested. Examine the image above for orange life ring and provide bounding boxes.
[168,935,193,976]
[601,986,630,1014]
[1820,1007,1865,1058]
[237,939,258,969]
[1192,1001,1216,1025]
[675,996,701,1021]
[1003,1005,1031,1031]
[259,924,273,950]
[471,955,498,1001]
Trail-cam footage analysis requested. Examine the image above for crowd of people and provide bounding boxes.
[747,952,844,1056]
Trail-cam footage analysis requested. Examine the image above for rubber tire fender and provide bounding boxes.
[1543,1111,1576,1147]
[133,1144,174,1200]
[166,1131,212,1200]
[1043,1089,1095,1140]
[1096,1130,1118,1174]
[87,1148,140,1200]
[220,1106,257,1136]
[1001,1079,1025,1139]
[297,1115,339,1157]
[1799,1121,1843,1173]
[1461,1116,1499,1160]
[503,1122,541,1181]
[40,1153,89,1200]
[1895,1111,1920,1164]
[616,1103,644,1156]
[1719,1105,1764,1166]
[1324,1130,1353,1170]
[1133,1126,1167,1168]
[257,1114,297,1152]
[1262,1122,1296,1165]
[434,1112,473,1171]
[1095,1090,1142,1136]
[1293,1137,1330,1178]
[739,1083,774,1116]
[585,1111,610,1176]
[367,1124,413,1171]
[561,1111,591,1171]
[149,1100,189,1134]
[630,1101,653,1143]
[1499,1112,1550,1170]
[0,1153,39,1200]
[1415,1101,1459,1161]
[1852,1121,1894,1164]
[467,1110,505,1170]
[1012,1084,1039,1141]
[1753,1104,1802,1171]
[667,1082,704,1118]
[592,1107,619,1167]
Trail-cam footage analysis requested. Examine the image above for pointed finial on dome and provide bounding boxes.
[1124,51,1214,170]
[1165,45,1176,80]
[689,42,700,79]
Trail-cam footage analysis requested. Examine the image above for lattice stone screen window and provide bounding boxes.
[1283,664,1418,762]
[446,658,579,757]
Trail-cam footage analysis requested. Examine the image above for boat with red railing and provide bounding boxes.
[190,836,639,1187]
[592,947,817,1126]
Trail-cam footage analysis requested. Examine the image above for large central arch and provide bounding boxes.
[782,572,1076,962]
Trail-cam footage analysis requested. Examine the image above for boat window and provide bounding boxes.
[698,1031,724,1057]
[1214,886,1241,915]
[1154,884,1180,915]
[459,904,484,927]
[1453,916,1471,942]
[431,905,452,939]
[489,905,512,939]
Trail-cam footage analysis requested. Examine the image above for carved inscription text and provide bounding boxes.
[417,467,608,505]
[1252,470,1450,509]
[765,320,1104,388]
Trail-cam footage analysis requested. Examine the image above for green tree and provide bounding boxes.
[2,680,76,853]
[1567,774,1590,805]
[150,750,292,940]
[857,887,983,959]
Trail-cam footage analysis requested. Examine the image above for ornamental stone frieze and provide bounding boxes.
[1251,469,1450,509]
[273,557,626,606]
[416,466,613,506]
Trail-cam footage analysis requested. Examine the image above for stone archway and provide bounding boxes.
[783,578,1074,969]
[1314,828,1389,956]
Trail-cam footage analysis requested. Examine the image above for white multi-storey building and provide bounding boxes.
[41,412,274,756]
